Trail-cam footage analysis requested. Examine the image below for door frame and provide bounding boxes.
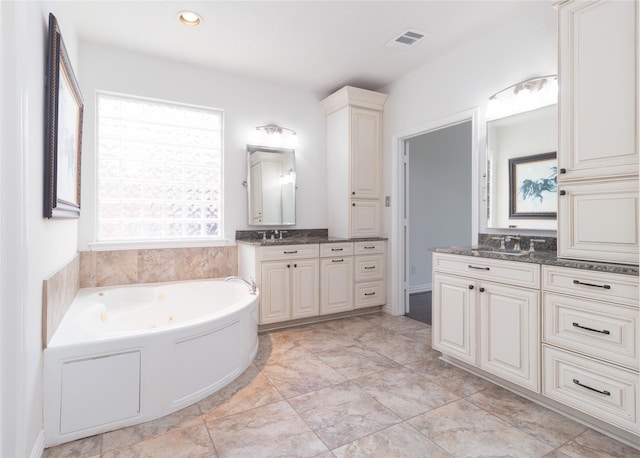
[390,108,479,316]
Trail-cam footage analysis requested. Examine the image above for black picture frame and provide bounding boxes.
[508,152,557,219]
[44,13,84,218]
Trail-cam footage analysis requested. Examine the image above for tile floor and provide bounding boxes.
[43,313,638,458]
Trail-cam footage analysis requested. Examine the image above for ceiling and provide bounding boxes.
[53,1,553,98]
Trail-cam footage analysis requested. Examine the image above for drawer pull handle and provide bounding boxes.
[572,378,611,396]
[331,248,343,252]
[284,250,298,254]
[332,259,344,263]
[573,280,611,290]
[468,265,490,271]
[364,292,376,296]
[364,246,375,249]
[364,266,375,270]
[572,322,610,335]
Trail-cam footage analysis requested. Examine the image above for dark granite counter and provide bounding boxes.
[432,246,638,276]
[235,229,387,247]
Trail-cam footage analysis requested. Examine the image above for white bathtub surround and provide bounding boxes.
[43,279,258,447]
[79,246,238,288]
[42,254,80,348]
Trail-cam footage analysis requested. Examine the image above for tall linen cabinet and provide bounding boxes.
[321,86,388,238]
[557,0,639,264]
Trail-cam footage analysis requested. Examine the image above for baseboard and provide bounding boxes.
[30,429,45,458]
[408,284,432,294]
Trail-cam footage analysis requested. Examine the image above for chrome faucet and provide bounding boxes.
[505,235,521,251]
[225,276,257,294]
[529,239,546,253]
[491,236,506,250]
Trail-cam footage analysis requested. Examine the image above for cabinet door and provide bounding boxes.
[558,178,639,264]
[432,273,476,365]
[350,107,381,198]
[350,200,381,237]
[320,257,353,314]
[291,258,320,319]
[479,282,540,392]
[558,0,638,180]
[260,261,291,324]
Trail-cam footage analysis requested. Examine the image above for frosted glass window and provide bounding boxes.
[96,93,223,241]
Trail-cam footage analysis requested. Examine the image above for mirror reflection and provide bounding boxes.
[487,104,558,230]
[247,145,296,226]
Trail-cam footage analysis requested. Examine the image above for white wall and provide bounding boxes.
[77,42,327,250]
[0,2,80,456]
[408,121,472,292]
[382,4,557,314]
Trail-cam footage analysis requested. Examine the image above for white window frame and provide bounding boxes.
[90,91,229,251]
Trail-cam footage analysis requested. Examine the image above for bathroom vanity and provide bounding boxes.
[237,234,387,329]
[431,247,639,446]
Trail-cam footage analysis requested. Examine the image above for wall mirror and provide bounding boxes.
[487,104,558,230]
[246,145,296,226]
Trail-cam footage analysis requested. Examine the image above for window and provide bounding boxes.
[96,92,223,242]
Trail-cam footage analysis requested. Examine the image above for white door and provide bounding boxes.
[351,107,381,198]
[350,200,380,237]
[432,273,476,364]
[260,261,291,324]
[320,257,353,314]
[479,281,539,392]
[291,259,320,319]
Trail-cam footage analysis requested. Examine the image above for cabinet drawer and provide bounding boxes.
[355,281,385,308]
[320,242,353,257]
[259,244,319,261]
[543,292,638,370]
[354,240,385,255]
[542,345,639,433]
[433,253,540,288]
[355,255,384,282]
[542,266,638,307]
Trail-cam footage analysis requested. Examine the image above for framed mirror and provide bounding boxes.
[246,145,296,226]
[487,104,558,230]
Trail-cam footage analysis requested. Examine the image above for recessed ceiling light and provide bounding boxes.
[178,11,202,26]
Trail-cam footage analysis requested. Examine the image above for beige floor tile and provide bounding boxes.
[292,327,360,353]
[332,422,452,458]
[408,399,554,457]
[316,343,399,379]
[377,315,431,335]
[101,404,203,452]
[352,366,460,419]
[198,364,283,421]
[254,330,315,368]
[205,400,328,457]
[467,385,587,448]
[554,429,640,458]
[405,358,493,397]
[102,424,215,458]
[260,352,347,398]
[42,434,102,458]
[364,334,433,365]
[288,382,401,450]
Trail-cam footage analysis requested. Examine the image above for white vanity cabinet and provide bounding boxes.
[432,253,540,392]
[322,86,388,239]
[541,265,639,433]
[320,242,354,315]
[240,244,319,325]
[354,241,386,309]
[557,0,639,264]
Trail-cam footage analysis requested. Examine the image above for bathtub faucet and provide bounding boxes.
[225,276,257,295]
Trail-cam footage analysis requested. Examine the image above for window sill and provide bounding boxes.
[88,238,236,252]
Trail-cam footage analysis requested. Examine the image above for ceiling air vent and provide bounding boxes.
[385,29,427,48]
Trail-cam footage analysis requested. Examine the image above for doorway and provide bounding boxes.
[396,111,477,321]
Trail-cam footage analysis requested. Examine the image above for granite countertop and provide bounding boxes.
[236,236,388,247]
[432,246,639,276]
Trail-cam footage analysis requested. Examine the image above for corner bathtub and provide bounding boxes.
[44,279,259,447]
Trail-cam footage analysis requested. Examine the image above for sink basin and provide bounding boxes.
[472,249,529,257]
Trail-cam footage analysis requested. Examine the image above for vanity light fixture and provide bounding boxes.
[178,10,202,26]
[252,124,298,149]
[486,75,558,121]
